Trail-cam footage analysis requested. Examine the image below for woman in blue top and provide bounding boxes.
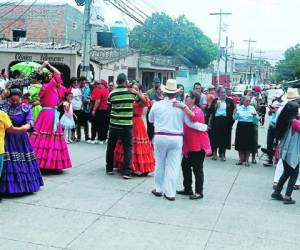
[233,96,259,166]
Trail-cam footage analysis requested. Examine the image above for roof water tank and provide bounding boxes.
[111,21,128,49]
[97,32,113,48]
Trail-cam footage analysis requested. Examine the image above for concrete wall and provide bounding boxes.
[98,53,139,83]
[176,68,212,91]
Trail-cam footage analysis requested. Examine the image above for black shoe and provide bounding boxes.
[263,162,273,167]
[261,148,268,154]
[151,189,163,197]
[190,193,204,200]
[123,175,132,180]
[283,198,296,205]
[164,194,175,201]
[176,190,193,196]
[271,192,284,201]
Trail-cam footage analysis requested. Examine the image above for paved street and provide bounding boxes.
[1,122,300,250]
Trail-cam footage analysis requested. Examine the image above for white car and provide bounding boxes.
[232,84,247,97]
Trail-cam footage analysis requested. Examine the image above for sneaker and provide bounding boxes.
[86,139,92,143]
[99,141,104,145]
[106,171,114,175]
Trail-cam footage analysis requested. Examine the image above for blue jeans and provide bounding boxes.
[0,154,3,178]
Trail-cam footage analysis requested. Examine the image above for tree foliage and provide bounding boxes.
[274,44,300,81]
[129,13,217,68]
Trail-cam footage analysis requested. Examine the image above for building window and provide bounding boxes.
[128,68,136,81]
[12,29,26,42]
[158,73,162,82]
[108,76,114,83]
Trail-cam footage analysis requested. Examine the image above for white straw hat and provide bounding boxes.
[161,79,180,94]
[282,88,300,101]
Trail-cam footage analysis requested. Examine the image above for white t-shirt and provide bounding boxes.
[71,88,83,111]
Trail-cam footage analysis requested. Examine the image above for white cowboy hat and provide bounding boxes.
[282,88,300,101]
[161,79,180,94]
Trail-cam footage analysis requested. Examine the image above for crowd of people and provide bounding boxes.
[0,62,299,205]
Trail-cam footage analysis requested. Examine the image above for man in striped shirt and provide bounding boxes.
[106,73,136,179]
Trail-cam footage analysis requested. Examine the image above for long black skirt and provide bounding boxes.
[211,116,232,151]
[235,122,255,152]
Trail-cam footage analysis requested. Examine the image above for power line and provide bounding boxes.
[0,0,38,33]
[120,0,149,19]
[106,0,144,25]
[0,0,26,19]
[0,0,17,8]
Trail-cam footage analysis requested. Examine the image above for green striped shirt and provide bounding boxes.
[108,86,135,128]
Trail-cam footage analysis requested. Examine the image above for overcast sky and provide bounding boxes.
[15,0,300,59]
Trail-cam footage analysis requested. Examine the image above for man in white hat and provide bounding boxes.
[148,79,207,201]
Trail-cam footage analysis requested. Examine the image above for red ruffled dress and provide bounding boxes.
[114,98,155,174]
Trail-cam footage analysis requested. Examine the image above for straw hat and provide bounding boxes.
[282,88,300,101]
[161,79,180,94]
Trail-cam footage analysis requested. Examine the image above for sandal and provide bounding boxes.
[212,156,218,161]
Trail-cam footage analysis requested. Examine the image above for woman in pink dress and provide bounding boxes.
[29,62,72,170]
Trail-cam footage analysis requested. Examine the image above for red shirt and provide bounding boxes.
[91,87,109,110]
[207,94,215,108]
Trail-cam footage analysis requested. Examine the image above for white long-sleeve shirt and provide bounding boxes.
[149,98,207,133]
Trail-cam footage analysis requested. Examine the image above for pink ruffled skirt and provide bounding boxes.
[29,109,72,170]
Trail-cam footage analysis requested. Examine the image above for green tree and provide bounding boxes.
[129,13,216,68]
[274,44,300,80]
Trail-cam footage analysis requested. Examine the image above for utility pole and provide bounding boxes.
[230,40,234,85]
[80,0,92,83]
[243,39,256,85]
[210,9,232,87]
[255,50,265,82]
[224,36,228,87]
[249,52,253,85]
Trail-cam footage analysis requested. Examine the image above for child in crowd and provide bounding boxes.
[60,92,76,144]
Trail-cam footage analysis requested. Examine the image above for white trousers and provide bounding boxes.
[273,159,300,185]
[153,135,183,198]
